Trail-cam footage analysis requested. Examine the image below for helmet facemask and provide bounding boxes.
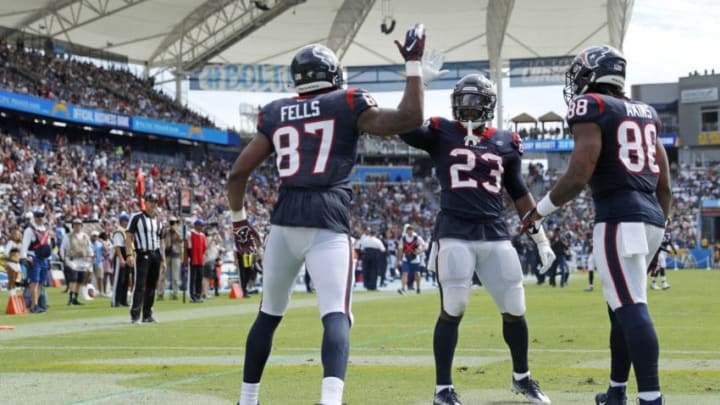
[563,62,588,105]
[452,91,496,130]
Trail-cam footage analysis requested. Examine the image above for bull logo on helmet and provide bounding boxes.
[579,46,620,69]
[311,46,339,73]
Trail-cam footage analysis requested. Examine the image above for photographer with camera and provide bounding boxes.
[60,218,94,306]
[396,224,427,295]
[158,216,183,300]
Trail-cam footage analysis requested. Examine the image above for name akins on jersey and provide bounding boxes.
[280,100,321,122]
[624,101,653,119]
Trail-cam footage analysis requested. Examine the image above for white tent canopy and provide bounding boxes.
[0,0,634,124]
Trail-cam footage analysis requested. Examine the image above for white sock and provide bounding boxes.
[513,371,530,381]
[435,384,453,394]
[637,391,661,401]
[320,376,344,405]
[239,382,260,405]
[609,380,627,388]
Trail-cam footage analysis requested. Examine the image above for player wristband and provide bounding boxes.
[405,61,422,77]
[231,208,247,222]
[536,194,560,217]
[529,226,548,244]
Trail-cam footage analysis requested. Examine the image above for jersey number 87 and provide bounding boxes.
[273,119,336,178]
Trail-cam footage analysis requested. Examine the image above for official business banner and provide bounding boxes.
[0,90,131,129]
[0,89,230,145]
[132,117,229,145]
[190,61,491,93]
[509,56,574,87]
[522,139,573,153]
[522,134,677,153]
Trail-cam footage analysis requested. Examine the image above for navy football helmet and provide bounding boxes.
[563,45,626,105]
[451,73,496,129]
[291,44,344,94]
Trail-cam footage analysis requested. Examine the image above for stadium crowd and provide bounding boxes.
[2,126,718,253]
[0,40,215,128]
[1,123,719,302]
[0,36,717,301]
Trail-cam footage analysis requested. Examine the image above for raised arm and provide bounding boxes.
[357,24,426,137]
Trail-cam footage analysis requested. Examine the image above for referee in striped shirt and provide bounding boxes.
[125,192,166,324]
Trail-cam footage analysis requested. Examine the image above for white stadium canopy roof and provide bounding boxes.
[0,0,633,68]
[0,0,633,124]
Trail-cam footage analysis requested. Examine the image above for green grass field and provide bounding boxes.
[1,270,719,405]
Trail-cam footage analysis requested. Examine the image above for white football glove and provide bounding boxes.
[530,227,556,274]
[421,48,449,85]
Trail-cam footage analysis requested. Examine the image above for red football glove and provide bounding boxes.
[394,23,426,61]
[233,220,259,254]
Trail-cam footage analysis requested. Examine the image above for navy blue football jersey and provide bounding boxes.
[400,118,528,240]
[258,88,377,233]
[566,93,664,227]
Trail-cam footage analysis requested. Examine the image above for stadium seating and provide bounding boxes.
[0,41,214,128]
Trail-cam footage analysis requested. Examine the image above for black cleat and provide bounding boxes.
[142,317,158,323]
[433,387,462,405]
[511,376,551,404]
[595,386,626,405]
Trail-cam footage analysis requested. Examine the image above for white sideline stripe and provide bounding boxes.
[73,355,720,371]
[79,355,508,367]
[3,345,720,356]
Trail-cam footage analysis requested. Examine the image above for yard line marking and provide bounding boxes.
[3,346,719,355]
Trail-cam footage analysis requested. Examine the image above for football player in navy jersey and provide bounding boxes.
[227,24,445,405]
[399,73,555,405]
[521,45,672,405]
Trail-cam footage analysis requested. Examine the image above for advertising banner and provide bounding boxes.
[0,89,229,145]
[132,117,228,145]
[190,61,491,93]
[509,56,574,87]
[190,63,294,92]
[0,90,130,129]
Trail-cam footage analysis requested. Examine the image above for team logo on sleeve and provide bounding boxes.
[362,92,378,107]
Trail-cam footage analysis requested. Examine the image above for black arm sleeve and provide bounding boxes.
[504,152,529,200]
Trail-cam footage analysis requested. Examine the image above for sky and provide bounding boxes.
[184,0,720,132]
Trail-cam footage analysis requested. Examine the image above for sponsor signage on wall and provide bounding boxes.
[680,87,719,103]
